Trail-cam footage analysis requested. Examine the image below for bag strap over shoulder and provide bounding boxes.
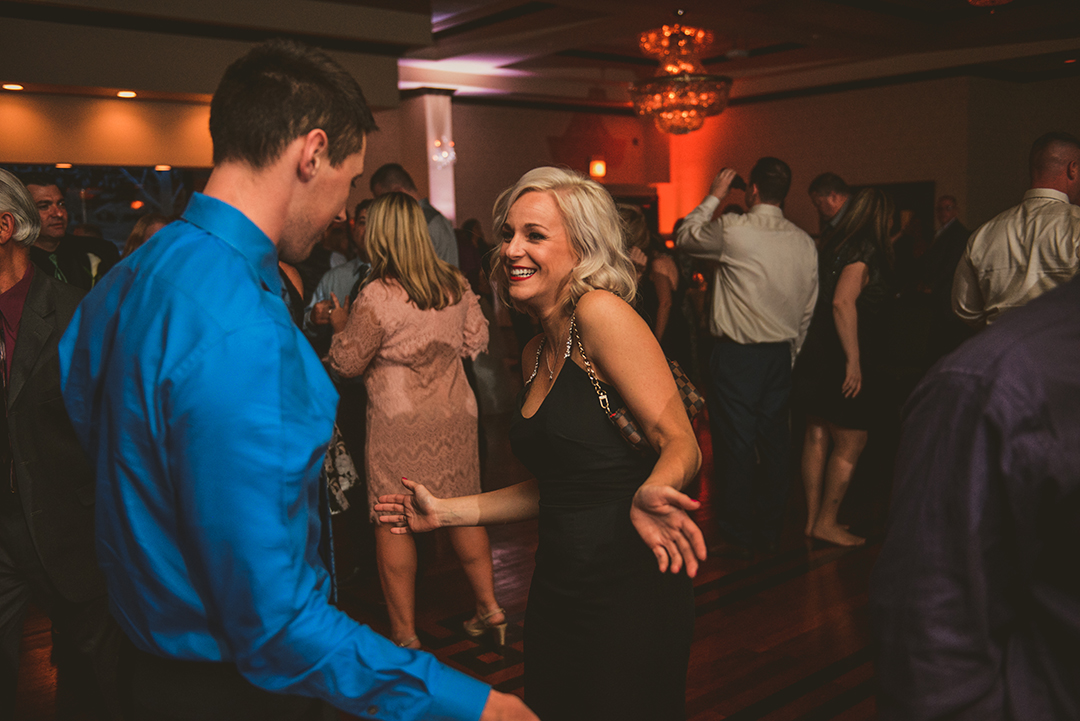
[570,314,612,416]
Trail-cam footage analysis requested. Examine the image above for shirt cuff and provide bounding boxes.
[698,195,721,213]
[424,664,491,721]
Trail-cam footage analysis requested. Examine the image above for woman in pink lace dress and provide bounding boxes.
[328,192,505,649]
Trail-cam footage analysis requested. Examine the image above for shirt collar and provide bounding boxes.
[0,263,34,326]
[181,193,281,295]
[749,203,784,218]
[829,198,851,227]
[1024,187,1070,204]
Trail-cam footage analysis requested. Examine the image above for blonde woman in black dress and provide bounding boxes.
[376,167,705,720]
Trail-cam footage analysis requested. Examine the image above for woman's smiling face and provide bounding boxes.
[500,191,578,314]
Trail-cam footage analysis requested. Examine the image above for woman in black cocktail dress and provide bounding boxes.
[375,167,705,720]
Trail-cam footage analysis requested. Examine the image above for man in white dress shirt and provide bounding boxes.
[676,158,818,557]
[952,131,1080,328]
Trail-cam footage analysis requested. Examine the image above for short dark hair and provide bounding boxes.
[749,157,792,205]
[369,163,417,194]
[18,172,62,191]
[808,172,850,198]
[1029,131,1080,178]
[209,39,378,169]
[354,198,373,218]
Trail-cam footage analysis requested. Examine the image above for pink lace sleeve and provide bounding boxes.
[461,289,489,360]
[328,288,385,378]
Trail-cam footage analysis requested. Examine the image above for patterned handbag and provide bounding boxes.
[570,314,705,455]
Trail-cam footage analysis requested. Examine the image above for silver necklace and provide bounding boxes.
[529,324,574,384]
[545,325,573,380]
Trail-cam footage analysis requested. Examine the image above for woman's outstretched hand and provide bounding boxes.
[375,478,442,534]
[630,485,707,577]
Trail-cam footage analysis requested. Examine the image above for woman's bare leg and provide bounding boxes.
[801,417,830,537]
[811,423,868,546]
[446,526,504,625]
[374,524,421,647]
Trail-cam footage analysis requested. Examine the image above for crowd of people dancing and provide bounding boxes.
[0,36,1077,721]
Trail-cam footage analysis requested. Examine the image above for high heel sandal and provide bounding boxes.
[394,635,421,649]
[463,607,507,646]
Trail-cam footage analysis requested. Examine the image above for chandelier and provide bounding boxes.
[628,23,732,135]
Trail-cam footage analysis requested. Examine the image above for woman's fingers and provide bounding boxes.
[672,532,697,578]
[665,539,683,575]
[653,544,669,574]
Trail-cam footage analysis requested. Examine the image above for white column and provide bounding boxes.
[421,90,456,225]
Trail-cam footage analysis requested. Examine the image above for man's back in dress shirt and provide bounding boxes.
[420,198,459,268]
[951,188,1080,327]
[872,274,1080,720]
[676,199,818,350]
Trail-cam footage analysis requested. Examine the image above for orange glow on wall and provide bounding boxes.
[0,93,212,167]
[589,157,606,178]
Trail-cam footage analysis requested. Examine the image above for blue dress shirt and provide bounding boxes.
[59,193,489,721]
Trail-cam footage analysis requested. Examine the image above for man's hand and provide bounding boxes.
[709,168,739,201]
[309,299,333,326]
[328,293,350,334]
[479,691,539,720]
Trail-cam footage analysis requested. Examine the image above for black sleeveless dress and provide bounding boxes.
[510,361,695,721]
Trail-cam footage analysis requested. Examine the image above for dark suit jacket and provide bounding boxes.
[7,271,105,603]
[919,220,973,361]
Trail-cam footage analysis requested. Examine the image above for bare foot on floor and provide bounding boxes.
[805,523,849,538]
[811,524,865,547]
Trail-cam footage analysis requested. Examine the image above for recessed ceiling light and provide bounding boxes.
[154,164,172,171]
[55,163,73,169]
[2,83,24,91]
[117,90,137,98]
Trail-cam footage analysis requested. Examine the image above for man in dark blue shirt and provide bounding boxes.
[59,39,535,721]
[871,276,1080,719]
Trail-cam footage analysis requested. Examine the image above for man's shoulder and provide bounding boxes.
[933,277,1080,389]
[23,271,84,329]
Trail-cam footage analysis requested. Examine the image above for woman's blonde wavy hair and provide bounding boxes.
[363,191,466,310]
[490,167,636,314]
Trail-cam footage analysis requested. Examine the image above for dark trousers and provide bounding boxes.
[707,339,793,548]
[0,495,122,719]
[119,637,334,721]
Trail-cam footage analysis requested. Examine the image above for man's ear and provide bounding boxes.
[298,129,330,182]
[0,212,15,245]
[1067,158,1080,182]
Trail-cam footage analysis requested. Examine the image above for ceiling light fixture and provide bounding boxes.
[628,22,732,135]
[117,90,137,98]
[154,164,172,171]
[54,163,73,169]
[2,83,24,91]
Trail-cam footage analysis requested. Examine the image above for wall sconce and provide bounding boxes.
[589,156,606,179]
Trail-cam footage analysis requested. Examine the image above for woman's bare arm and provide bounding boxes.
[575,290,705,575]
[833,262,869,398]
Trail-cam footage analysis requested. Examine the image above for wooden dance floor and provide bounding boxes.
[17,384,887,720]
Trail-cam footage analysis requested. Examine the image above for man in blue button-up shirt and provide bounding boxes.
[58,39,535,721]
